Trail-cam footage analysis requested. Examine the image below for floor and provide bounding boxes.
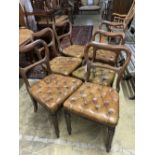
[19,14,135,155]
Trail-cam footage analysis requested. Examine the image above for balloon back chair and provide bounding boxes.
[31,27,83,76]
[19,39,82,137]
[63,42,131,152]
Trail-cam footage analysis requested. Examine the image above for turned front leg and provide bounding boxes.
[51,113,60,138]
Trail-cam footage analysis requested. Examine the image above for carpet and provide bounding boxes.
[19,25,93,79]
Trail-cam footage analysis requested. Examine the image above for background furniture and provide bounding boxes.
[19,2,27,27]
[102,0,134,21]
[100,0,135,33]
[79,0,101,14]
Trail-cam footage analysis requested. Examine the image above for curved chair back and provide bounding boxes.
[19,40,52,91]
[84,42,131,91]
[123,0,135,30]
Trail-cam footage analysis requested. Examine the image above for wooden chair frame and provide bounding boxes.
[64,43,131,152]
[32,27,58,59]
[52,20,73,55]
[19,39,60,137]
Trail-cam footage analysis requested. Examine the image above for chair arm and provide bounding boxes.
[32,28,55,46]
[92,30,125,44]
[100,20,124,28]
[57,20,72,40]
[32,28,57,56]
[112,13,127,18]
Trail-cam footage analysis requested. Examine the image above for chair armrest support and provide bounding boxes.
[92,30,125,44]
[100,20,124,28]
[57,20,72,40]
[112,13,127,18]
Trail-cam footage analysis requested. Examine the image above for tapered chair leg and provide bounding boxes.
[64,110,72,135]
[30,96,38,112]
[51,113,60,138]
[105,127,115,152]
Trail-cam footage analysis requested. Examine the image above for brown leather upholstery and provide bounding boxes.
[49,56,82,75]
[64,82,119,127]
[88,47,118,65]
[62,45,85,58]
[19,28,33,47]
[72,63,115,86]
[30,74,82,113]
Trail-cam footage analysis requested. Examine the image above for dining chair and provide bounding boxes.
[19,39,82,137]
[88,30,125,65]
[31,27,82,76]
[52,20,85,59]
[53,20,125,64]
[63,42,131,152]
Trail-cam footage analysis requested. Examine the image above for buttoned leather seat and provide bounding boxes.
[64,82,119,127]
[49,56,82,76]
[62,45,85,58]
[72,62,115,86]
[88,48,118,65]
[31,73,82,113]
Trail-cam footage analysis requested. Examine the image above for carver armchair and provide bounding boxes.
[63,42,131,152]
[99,0,135,33]
[19,39,82,137]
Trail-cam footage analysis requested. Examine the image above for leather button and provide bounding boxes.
[103,100,110,107]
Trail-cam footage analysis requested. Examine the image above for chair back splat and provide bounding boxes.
[32,27,58,59]
[83,42,131,91]
[19,39,51,90]
[52,20,72,54]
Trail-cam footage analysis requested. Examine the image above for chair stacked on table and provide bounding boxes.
[19,22,131,152]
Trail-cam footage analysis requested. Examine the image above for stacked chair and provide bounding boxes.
[19,24,131,152]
